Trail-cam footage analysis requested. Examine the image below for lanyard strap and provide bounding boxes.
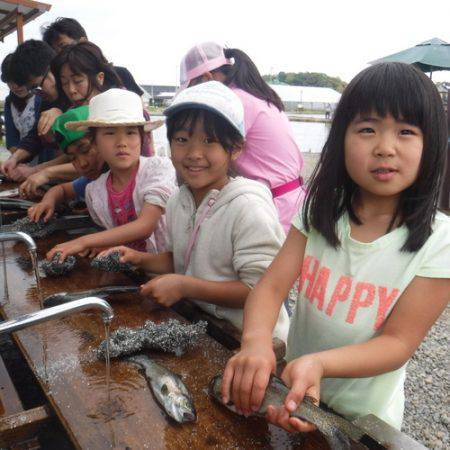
[183,197,217,272]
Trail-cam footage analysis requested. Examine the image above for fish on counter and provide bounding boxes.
[127,354,197,424]
[43,285,140,307]
[209,374,386,450]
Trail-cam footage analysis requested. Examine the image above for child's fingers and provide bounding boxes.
[140,280,154,297]
[283,378,308,413]
[267,405,299,433]
[231,366,245,414]
[44,207,53,223]
[288,416,316,433]
[238,368,258,415]
[250,368,271,412]
[47,247,62,261]
[221,362,236,404]
[98,246,121,258]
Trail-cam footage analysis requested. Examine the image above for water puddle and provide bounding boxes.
[86,396,135,423]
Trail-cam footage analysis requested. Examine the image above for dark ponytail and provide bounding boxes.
[217,48,284,111]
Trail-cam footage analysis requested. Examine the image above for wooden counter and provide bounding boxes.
[0,186,330,449]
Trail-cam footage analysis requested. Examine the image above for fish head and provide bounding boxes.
[164,389,197,423]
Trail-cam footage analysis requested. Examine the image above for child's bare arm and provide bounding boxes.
[310,276,450,378]
[81,203,162,248]
[20,163,77,198]
[28,182,76,223]
[140,276,250,308]
[46,203,163,261]
[221,227,307,412]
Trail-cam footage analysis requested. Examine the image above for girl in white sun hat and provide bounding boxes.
[46,88,177,262]
[97,81,290,341]
[178,42,306,234]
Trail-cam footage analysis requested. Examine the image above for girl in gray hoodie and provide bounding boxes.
[98,81,290,342]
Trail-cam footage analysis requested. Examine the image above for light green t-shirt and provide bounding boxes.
[288,211,450,429]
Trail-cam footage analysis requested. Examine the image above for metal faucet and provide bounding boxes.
[0,297,114,334]
[0,231,37,251]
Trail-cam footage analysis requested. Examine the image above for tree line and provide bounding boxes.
[263,72,347,92]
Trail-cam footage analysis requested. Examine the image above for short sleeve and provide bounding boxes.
[291,207,308,236]
[84,181,104,228]
[416,214,450,278]
[72,176,90,201]
[139,157,178,210]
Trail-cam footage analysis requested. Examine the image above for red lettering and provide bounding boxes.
[346,282,376,324]
[375,287,400,330]
[309,267,330,310]
[326,276,352,316]
[299,255,319,300]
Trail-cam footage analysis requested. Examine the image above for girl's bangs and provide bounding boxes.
[169,109,218,140]
[344,64,427,127]
[167,108,243,153]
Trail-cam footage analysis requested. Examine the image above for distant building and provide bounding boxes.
[269,84,341,112]
[140,84,177,107]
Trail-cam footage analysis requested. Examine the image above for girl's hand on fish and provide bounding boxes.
[28,201,55,223]
[47,238,87,262]
[140,274,186,307]
[96,246,144,266]
[20,170,50,198]
[268,355,322,433]
[222,342,276,416]
[13,164,38,182]
[1,158,18,178]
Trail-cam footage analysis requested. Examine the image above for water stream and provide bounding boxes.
[1,242,8,304]
[104,322,111,403]
[29,249,43,309]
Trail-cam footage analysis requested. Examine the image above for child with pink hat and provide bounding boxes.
[178,42,306,234]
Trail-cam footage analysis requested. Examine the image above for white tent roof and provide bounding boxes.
[270,84,341,104]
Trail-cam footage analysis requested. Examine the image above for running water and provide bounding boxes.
[29,249,43,309]
[104,322,111,403]
[1,242,8,304]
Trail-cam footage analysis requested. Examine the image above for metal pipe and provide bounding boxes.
[0,297,114,334]
[0,231,37,251]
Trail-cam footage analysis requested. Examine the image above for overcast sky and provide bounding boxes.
[0,0,449,98]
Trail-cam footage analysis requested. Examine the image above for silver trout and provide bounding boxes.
[127,354,197,424]
[209,374,384,450]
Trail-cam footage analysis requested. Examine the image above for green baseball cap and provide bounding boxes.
[52,105,89,151]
